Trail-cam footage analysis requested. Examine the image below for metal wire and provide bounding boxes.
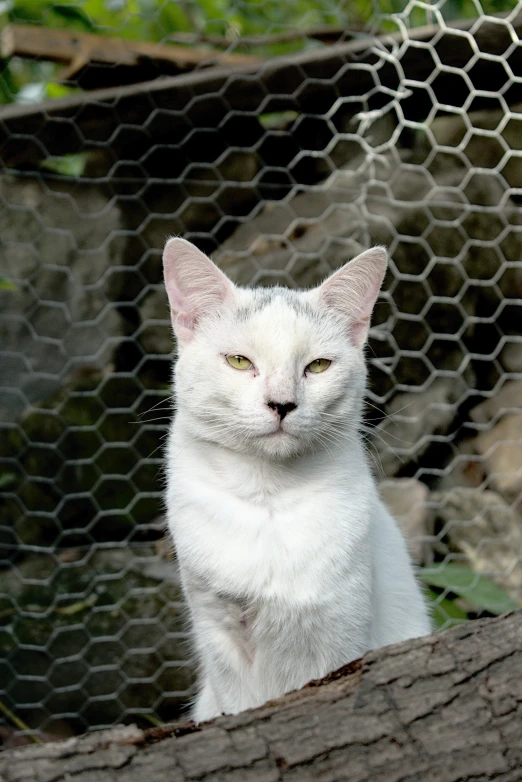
[1,0,521,745]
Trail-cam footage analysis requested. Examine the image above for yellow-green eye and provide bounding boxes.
[307,358,331,374]
[226,355,253,371]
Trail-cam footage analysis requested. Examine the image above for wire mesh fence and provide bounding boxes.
[1,0,522,747]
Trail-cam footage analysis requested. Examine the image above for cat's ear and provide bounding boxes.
[317,247,388,347]
[163,237,235,344]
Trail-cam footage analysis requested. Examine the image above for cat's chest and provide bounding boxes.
[169,472,369,602]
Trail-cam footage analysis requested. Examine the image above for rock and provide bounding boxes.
[379,478,430,564]
[0,174,124,422]
[431,102,522,189]
[498,341,522,375]
[0,370,167,556]
[437,438,487,492]
[468,382,522,503]
[469,380,522,425]
[371,376,469,478]
[474,415,522,505]
[137,287,173,356]
[0,548,192,731]
[431,488,522,603]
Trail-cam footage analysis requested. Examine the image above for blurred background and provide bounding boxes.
[1,0,522,748]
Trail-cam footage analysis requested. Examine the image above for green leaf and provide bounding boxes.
[0,698,44,744]
[141,712,163,727]
[0,473,16,489]
[45,82,80,100]
[39,153,87,177]
[0,63,18,105]
[53,593,98,615]
[51,3,94,30]
[424,587,469,629]
[420,563,520,616]
[0,277,16,291]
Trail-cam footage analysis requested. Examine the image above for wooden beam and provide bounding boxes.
[0,24,259,90]
[1,12,521,170]
[166,24,370,48]
[1,612,522,780]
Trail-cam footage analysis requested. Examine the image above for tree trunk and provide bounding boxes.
[1,612,522,782]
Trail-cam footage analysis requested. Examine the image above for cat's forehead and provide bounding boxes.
[221,286,340,357]
[235,286,317,324]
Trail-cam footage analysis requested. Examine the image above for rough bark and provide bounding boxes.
[1,611,522,782]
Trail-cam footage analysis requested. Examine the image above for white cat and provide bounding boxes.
[163,237,431,723]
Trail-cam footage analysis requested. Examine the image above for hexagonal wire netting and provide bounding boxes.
[1,0,522,746]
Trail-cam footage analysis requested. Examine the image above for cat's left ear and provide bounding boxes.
[163,237,235,344]
[316,247,388,347]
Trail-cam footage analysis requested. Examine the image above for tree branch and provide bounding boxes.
[0,24,259,90]
[1,612,521,781]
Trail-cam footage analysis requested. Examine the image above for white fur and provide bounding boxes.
[163,238,431,722]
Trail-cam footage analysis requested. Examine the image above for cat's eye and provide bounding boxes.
[306,358,331,374]
[226,354,253,370]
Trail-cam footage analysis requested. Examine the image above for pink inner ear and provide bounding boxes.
[350,317,371,347]
[163,237,235,344]
[165,278,186,314]
[175,313,195,343]
[318,247,388,348]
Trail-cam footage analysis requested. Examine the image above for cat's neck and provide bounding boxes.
[173,414,371,502]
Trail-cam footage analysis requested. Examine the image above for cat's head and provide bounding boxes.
[163,238,387,459]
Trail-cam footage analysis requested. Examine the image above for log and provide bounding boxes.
[0,24,259,90]
[1,11,521,170]
[1,611,521,781]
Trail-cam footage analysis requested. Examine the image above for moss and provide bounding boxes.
[2,370,169,548]
[98,412,136,443]
[0,427,25,459]
[20,445,61,479]
[98,376,142,408]
[60,396,104,427]
[0,549,192,726]
[21,410,65,444]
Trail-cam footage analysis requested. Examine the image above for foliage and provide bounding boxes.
[0,0,520,108]
[39,152,88,176]
[0,472,17,488]
[421,562,520,630]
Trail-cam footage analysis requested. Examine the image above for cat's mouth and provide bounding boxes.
[263,425,297,439]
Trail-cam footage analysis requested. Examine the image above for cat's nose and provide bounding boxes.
[267,401,297,420]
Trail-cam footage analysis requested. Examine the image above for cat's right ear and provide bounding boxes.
[163,237,235,345]
[316,246,388,347]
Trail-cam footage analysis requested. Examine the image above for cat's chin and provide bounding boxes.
[253,430,307,459]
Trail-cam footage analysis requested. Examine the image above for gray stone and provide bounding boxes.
[469,380,522,424]
[437,438,487,492]
[378,478,430,564]
[0,174,124,422]
[475,414,522,504]
[371,376,469,478]
[431,103,522,189]
[137,287,173,356]
[468,382,522,503]
[498,341,522,375]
